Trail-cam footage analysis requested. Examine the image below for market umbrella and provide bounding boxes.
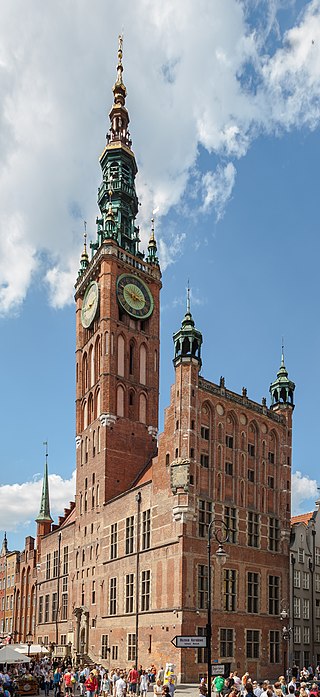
[0,645,31,663]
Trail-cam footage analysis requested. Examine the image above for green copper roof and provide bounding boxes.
[173,285,202,367]
[270,350,295,408]
[36,454,53,524]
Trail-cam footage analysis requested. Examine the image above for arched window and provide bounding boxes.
[117,385,125,417]
[92,431,96,457]
[129,340,135,376]
[89,345,94,387]
[139,344,147,384]
[84,492,88,512]
[96,484,100,507]
[97,427,100,453]
[82,353,88,393]
[85,437,88,464]
[117,335,125,377]
[92,488,95,509]
[139,393,147,424]
[95,336,101,379]
[83,401,88,430]
[88,393,94,425]
[96,389,101,418]
[80,494,83,515]
[105,331,109,355]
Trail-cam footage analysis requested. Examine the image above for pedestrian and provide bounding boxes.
[85,672,98,697]
[154,680,163,697]
[140,672,149,697]
[53,668,63,697]
[116,676,126,697]
[102,673,111,697]
[214,675,225,697]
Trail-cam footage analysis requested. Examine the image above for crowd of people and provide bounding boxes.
[199,668,320,697]
[0,658,176,697]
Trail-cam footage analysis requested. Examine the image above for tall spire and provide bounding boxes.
[78,222,89,277]
[147,216,159,265]
[107,34,131,149]
[36,441,53,524]
[1,532,8,557]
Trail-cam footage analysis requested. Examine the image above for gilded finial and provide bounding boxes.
[116,34,124,84]
[281,336,285,366]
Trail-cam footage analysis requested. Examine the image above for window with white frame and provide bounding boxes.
[303,626,310,644]
[316,626,320,643]
[316,547,320,566]
[127,633,136,661]
[303,598,310,620]
[303,571,310,590]
[298,548,304,563]
[294,569,301,588]
[315,573,320,592]
[294,596,301,619]
[294,626,301,644]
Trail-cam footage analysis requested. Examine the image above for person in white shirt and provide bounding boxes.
[116,678,126,697]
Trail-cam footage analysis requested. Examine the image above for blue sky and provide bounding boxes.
[0,0,319,550]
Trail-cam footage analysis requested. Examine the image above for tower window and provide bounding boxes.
[129,342,134,375]
[200,453,209,468]
[248,443,255,457]
[248,469,255,482]
[225,462,233,476]
[201,426,209,440]
[226,435,234,449]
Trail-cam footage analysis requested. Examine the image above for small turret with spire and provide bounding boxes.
[78,222,89,277]
[147,217,159,266]
[1,532,8,557]
[173,283,202,368]
[270,343,295,410]
[36,442,53,555]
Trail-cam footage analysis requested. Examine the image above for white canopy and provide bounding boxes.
[0,645,31,663]
[14,643,49,656]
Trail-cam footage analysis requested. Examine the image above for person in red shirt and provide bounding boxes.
[128,667,139,696]
[85,673,99,697]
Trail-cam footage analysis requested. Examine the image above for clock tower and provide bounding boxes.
[74,37,161,505]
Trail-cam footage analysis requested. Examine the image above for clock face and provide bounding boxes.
[117,274,154,319]
[81,281,99,328]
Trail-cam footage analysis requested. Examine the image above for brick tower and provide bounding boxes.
[74,36,162,510]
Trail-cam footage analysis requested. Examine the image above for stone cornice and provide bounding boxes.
[198,377,284,424]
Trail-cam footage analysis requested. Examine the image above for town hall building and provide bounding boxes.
[12,38,295,681]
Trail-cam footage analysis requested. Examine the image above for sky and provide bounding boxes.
[0,0,320,551]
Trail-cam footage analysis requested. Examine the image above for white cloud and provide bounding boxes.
[0,470,76,533]
[291,470,319,515]
[1,1,320,311]
[201,163,237,219]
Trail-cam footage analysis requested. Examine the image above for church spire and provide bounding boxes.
[107,34,131,149]
[173,284,203,368]
[1,532,8,557]
[269,344,295,410]
[36,442,53,524]
[147,217,159,265]
[78,222,89,277]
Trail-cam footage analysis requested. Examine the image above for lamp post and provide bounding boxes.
[207,520,228,697]
[26,631,33,658]
[280,604,292,679]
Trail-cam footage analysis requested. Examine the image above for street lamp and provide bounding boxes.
[207,520,228,697]
[280,604,292,679]
[26,631,33,657]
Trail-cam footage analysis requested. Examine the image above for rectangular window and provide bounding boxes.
[142,510,151,550]
[268,518,280,552]
[38,596,43,624]
[127,633,136,662]
[111,646,118,661]
[220,628,234,658]
[198,565,208,610]
[201,426,209,440]
[268,451,275,464]
[270,630,280,664]
[198,500,212,538]
[248,469,255,482]
[53,550,58,578]
[109,578,117,616]
[268,576,280,615]
[247,572,259,614]
[303,598,310,620]
[248,443,255,457]
[315,573,320,592]
[303,571,310,590]
[196,627,208,664]
[60,635,67,645]
[200,453,209,468]
[223,569,236,612]
[44,594,50,623]
[225,462,233,475]
[293,596,301,619]
[101,635,109,660]
[298,547,304,563]
[46,553,51,580]
[61,593,68,620]
[110,523,118,560]
[224,506,237,544]
[268,476,274,489]
[125,516,134,555]
[92,580,96,604]
[125,574,134,614]
[246,629,260,659]
[294,569,301,588]
[293,626,301,644]
[62,576,68,593]
[316,626,320,643]
[316,547,320,566]
[52,592,58,622]
[226,435,234,449]
[316,599,320,619]
[141,570,151,611]
[63,546,69,575]
[247,511,259,548]
[303,626,310,644]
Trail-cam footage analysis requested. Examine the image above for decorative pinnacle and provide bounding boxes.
[281,336,285,367]
[116,34,124,84]
[187,280,191,314]
[36,441,53,524]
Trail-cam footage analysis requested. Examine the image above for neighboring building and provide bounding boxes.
[290,502,320,671]
[0,534,19,640]
[14,38,296,680]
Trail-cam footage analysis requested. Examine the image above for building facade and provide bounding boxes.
[290,504,320,672]
[13,38,295,681]
[0,535,19,639]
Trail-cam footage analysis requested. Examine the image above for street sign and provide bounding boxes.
[211,664,225,676]
[171,635,207,648]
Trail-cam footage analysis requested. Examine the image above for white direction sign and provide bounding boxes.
[171,635,207,648]
[211,665,225,676]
